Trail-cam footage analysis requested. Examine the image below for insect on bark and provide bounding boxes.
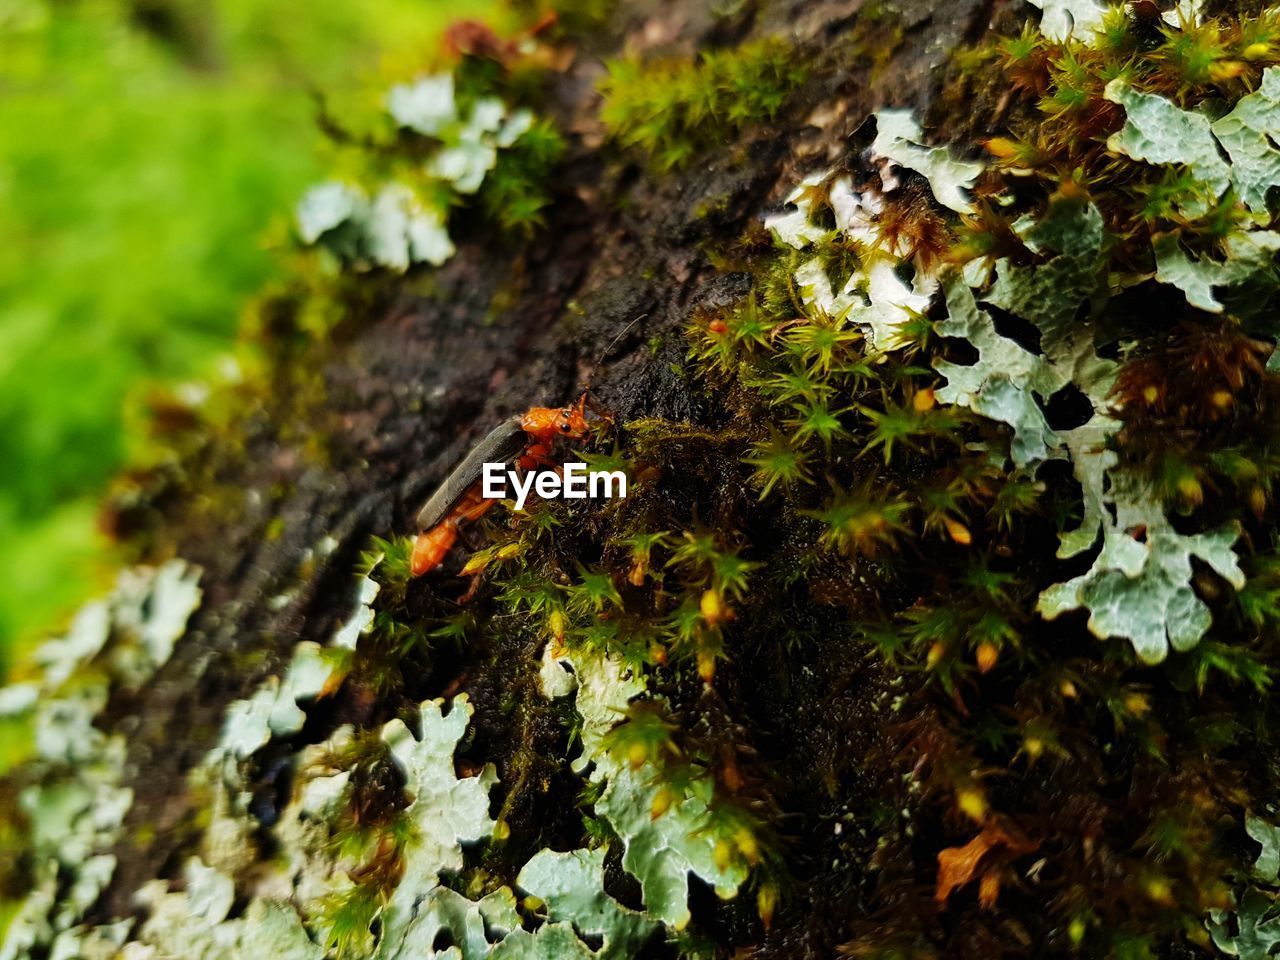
[411,315,644,578]
[410,396,601,577]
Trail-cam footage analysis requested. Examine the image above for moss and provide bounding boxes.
[474,112,566,237]
[598,36,808,171]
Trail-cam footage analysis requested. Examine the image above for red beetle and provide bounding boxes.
[411,395,598,576]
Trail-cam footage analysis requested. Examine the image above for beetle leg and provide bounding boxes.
[456,490,497,523]
[458,572,485,604]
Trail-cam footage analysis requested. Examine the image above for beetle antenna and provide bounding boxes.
[583,312,647,394]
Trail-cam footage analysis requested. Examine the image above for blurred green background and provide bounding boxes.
[0,0,498,674]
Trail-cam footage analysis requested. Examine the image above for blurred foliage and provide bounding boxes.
[0,0,500,672]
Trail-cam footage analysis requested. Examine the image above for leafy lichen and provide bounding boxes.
[377,696,500,956]
[0,561,203,958]
[296,49,564,271]
[541,644,750,929]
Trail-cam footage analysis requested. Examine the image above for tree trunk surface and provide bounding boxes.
[116,0,979,929]
[9,1,1280,959]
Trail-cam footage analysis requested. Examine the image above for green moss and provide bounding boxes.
[478,116,567,236]
[598,37,808,171]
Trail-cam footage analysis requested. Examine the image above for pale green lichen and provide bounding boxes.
[0,559,413,960]
[1038,508,1245,664]
[1152,229,1280,314]
[1209,887,1280,959]
[32,559,201,692]
[934,181,1254,661]
[1026,0,1109,42]
[548,646,644,774]
[377,696,500,958]
[382,848,658,959]
[935,276,1063,468]
[426,101,535,194]
[871,111,984,214]
[763,114,973,353]
[985,196,1106,345]
[966,197,1122,563]
[766,87,1270,663]
[264,733,354,904]
[111,560,203,680]
[210,572,379,761]
[1027,0,1205,43]
[1248,815,1280,885]
[540,644,749,930]
[211,641,336,760]
[133,857,323,960]
[1205,814,1280,957]
[332,571,381,650]
[1104,79,1232,202]
[1107,69,1280,313]
[1212,69,1280,213]
[45,919,131,960]
[206,689,662,960]
[383,886,523,959]
[32,600,110,690]
[6,660,668,959]
[1208,69,1280,213]
[938,207,1248,662]
[596,762,748,929]
[297,72,539,272]
[387,73,459,137]
[0,561,203,960]
[764,172,835,249]
[298,182,457,271]
[508,847,660,957]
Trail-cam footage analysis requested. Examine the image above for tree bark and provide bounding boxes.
[106,0,980,920]
[18,2,1266,959]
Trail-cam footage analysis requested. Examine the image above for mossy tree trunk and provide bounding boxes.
[11,2,1280,959]
[107,0,981,920]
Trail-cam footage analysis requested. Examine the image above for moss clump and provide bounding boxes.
[598,36,808,171]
